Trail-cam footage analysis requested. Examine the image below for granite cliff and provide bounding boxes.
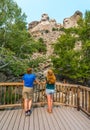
[28,11,82,57]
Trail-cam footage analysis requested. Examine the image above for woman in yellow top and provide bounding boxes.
[45,69,56,113]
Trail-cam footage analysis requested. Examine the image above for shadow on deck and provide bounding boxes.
[0,106,90,130]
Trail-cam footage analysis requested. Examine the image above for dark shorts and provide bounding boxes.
[22,86,33,100]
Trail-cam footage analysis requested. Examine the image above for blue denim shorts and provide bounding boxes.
[46,89,55,95]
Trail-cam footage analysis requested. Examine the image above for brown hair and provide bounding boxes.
[27,68,32,74]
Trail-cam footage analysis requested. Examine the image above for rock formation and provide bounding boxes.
[28,13,62,38]
[28,13,62,57]
[28,11,82,76]
[0,11,83,82]
[63,10,82,28]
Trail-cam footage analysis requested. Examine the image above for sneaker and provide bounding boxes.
[25,111,29,116]
[28,110,32,115]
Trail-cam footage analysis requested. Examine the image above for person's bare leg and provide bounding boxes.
[28,99,32,110]
[24,99,28,111]
[47,95,52,112]
[50,94,53,112]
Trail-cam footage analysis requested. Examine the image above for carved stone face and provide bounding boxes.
[41,14,49,21]
[63,18,73,28]
[63,11,82,29]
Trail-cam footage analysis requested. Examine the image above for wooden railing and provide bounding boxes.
[79,86,90,115]
[0,82,23,108]
[0,82,90,116]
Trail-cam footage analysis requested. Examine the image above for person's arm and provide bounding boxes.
[34,79,40,84]
[22,75,24,85]
[22,80,24,84]
[40,79,46,85]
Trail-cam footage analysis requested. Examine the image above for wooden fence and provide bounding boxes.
[0,82,90,116]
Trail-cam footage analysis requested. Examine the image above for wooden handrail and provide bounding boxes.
[0,82,90,116]
[0,82,23,86]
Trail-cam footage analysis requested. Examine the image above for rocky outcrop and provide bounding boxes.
[28,13,62,35]
[28,11,82,76]
[28,21,39,30]
[63,11,82,28]
[28,11,82,50]
[28,11,82,36]
[28,13,63,57]
[0,11,83,82]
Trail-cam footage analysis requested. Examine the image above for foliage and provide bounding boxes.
[0,0,47,76]
[52,10,90,84]
[45,30,49,33]
[52,28,58,31]
[0,0,90,85]
[28,57,47,71]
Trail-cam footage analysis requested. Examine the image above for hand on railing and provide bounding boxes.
[39,81,46,85]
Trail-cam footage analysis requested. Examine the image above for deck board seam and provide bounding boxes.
[57,107,72,130]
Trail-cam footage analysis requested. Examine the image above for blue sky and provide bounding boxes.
[14,0,90,24]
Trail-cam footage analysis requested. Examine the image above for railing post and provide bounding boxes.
[88,91,90,113]
[77,86,80,111]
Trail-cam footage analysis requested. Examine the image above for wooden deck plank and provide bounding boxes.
[61,107,82,130]
[13,109,23,130]
[33,108,40,130]
[40,107,50,130]
[69,108,90,129]
[18,109,25,130]
[36,107,45,130]
[0,106,90,130]
[7,109,19,130]
[24,113,30,130]
[56,107,72,130]
[74,108,90,124]
[44,106,59,130]
[62,107,90,130]
[53,107,66,130]
[2,109,15,130]
[47,108,61,130]
[29,108,34,130]
[0,110,6,122]
[66,107,86,129]
[0,110,11,130]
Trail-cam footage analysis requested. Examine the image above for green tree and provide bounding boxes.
[0,0,47,76]
[52,10,90,84]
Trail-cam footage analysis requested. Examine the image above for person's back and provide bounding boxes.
[22,68,39,116]
[45,69,56,113]
[23,73,36,87]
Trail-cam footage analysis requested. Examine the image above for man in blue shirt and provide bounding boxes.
[22,68,39,116]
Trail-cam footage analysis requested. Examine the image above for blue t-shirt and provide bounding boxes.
[22,73,36,87]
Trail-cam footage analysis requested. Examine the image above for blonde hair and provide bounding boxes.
[46,69,56,84]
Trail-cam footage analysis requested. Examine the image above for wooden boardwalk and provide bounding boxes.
[0,106,90,130]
